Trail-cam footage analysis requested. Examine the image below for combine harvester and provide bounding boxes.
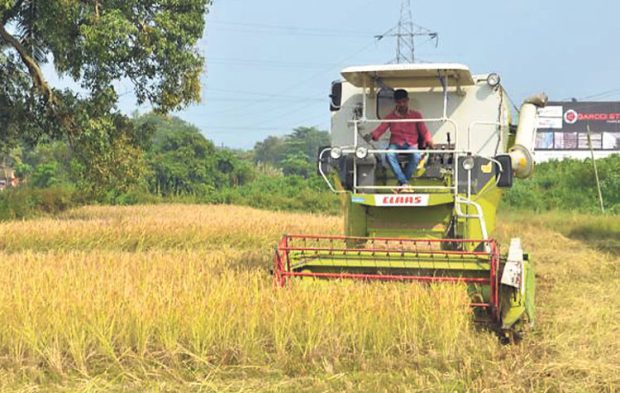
[274,64,546,341]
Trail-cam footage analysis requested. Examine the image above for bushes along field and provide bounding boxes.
[1,152,618,221]
[503,154,620,213]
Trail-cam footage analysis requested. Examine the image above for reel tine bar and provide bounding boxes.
[274,234,501,323]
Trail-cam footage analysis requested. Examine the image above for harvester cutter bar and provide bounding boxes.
[274,234,501,322]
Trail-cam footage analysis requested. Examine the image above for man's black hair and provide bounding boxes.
[394,89,408,100]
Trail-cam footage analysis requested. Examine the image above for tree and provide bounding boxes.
[17,140,72,186]
[252,127,330,177]
[136,113,254,197]
[254,127,330,165]
[253,135,286,166]
[280,152,314,178]
[285,127,330,162]
[0,0,211,196]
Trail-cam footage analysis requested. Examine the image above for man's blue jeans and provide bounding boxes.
[385,143,421,185]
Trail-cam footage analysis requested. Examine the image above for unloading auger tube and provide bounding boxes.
[273,63,543,342]
[509,93,548,178]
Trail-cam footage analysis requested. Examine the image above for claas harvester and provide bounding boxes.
[273,64,546,340]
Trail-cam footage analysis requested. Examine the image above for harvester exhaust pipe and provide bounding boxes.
[509,93,548,178]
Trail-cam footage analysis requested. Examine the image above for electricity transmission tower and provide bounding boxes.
[375,0,439,63]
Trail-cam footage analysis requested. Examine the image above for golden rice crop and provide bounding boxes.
[0,204,498,391]
[0,250,481,375]
[0,204,616,392]
[0,205,341,252]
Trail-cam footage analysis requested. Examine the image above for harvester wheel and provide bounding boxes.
[499,329,523,345]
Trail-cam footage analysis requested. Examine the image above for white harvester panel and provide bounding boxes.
[331,64,512,158]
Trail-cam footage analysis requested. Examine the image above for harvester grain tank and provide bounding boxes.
[274,64,546,340]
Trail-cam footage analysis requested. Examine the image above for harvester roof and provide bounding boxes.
[341,63,474,89]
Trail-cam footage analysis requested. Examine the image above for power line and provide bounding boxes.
[201,17,392,135]
[205,96,323,103]
[203,100,325,132]
[212,27,369,39]
[207,58,340,70]
[201,125,294,131]
[203,41,376,128]
[209,20,375,37]
[580,88,620,100]
[208,56,340,68]
[205,88,324,101]
[250,101,325,129]
[557,88,620,102]
[199,106,330,135]
[205,38,380,117]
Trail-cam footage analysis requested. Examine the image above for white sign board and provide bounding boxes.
[537,105,563,129]
[537,117,563,129]
[537,105,563,118]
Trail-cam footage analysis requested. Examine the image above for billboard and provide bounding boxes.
[536,101,620,150]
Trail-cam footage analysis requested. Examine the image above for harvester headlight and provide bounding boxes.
[462,156,475,171]
[355,146,368,159]
[330,147,342,160]
[487,73,501,87]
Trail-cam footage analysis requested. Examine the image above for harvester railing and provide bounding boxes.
[350,117,460,195]
[274,234,501,322]
[324,118,505,193]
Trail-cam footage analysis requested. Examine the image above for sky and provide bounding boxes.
[47,0,620,149]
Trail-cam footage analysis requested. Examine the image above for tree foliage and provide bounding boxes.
[0,0,210,193]
[135,113,254,197]
[253,127,330,177]
[1,0,209,114]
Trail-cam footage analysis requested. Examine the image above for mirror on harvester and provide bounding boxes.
[330,81,342,111]
[495,154,513,188]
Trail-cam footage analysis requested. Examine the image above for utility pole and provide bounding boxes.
[586,124,605,213]
[375,0,439,64]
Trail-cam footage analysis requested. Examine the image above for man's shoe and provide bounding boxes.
[392,182,408,194]
[400,183,415,193]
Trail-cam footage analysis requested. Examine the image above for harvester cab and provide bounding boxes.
[274,63,546,340]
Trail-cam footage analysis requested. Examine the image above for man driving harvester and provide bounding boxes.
[365,89,434,191]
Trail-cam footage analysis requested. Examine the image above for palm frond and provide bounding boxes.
[15,0,48,64]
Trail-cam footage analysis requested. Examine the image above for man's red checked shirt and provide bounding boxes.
[370,110,432,147]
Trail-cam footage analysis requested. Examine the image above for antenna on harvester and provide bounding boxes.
[375,0,439,63]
